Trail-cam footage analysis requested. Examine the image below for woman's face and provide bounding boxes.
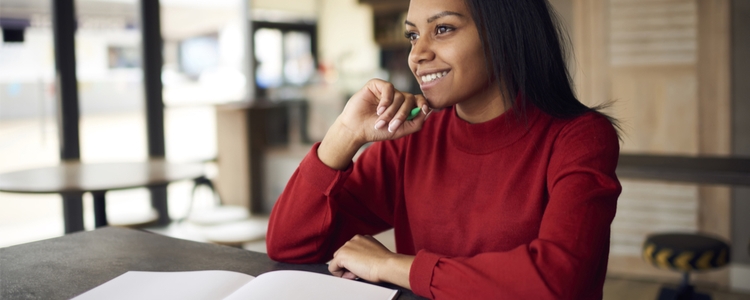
[406,0,498,110]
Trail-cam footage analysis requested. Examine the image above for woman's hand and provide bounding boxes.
[317,79,432,170]
[328,235,414,290]
[338,79,431,144]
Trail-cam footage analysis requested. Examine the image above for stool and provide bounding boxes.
[107,207,160,228]
[642,233,731,300]
[182,176,249,225]
[191,176,221,207]
[184,176,267,248]
[200,218,268,248]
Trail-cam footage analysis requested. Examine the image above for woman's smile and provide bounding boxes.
[418,70,450,89]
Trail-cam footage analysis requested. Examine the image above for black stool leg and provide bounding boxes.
[61,192,84,233]
[149,184,170,226]
[92,191,108,228]
[657,272,711,300]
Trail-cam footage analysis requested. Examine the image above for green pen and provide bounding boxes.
[406,107,422,120]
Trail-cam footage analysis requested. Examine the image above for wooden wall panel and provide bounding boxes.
[215,106,252,210]
[695,0,732,286]
[697,0,732,156]
[570,0,732,287]
[572,0,610,108]
[613,65,698,154]
[611,180,698,256]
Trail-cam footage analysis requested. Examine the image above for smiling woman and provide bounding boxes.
[266,0,621,299]
[405,4,503,124]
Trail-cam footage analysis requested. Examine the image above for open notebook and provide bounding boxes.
[73,270,399,300]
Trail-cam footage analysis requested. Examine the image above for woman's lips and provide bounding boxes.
[419,70,449,90]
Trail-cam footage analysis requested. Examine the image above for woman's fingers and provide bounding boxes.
[376,92,421,133]
[374,92,401,130]
[381,93,432,133]
[368,79,394,117]
[381,92,409,132]
[327,234,393,282]
[328,248,346,278]
[341,272,358,280]
[373,92,400,130]
[358,78,432,139]
[415,94,432,117]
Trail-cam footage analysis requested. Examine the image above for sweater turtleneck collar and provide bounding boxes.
[447,102,542,154]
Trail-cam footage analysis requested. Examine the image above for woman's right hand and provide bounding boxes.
[317,79,432,170]
[338,78,431,144]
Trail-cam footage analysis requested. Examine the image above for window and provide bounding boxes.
[253,21,317,99]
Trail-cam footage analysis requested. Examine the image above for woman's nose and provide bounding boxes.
[408,37,435,65]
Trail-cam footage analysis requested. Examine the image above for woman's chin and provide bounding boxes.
[424,97,451,110]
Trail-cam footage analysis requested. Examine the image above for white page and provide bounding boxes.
[224,270,398,300]
[73,270,255,300]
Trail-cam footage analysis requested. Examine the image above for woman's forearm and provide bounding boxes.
[379,254,415,290]
[317,119,366,170]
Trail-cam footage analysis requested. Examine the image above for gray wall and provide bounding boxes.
[0,82,53,119]
[731,0,750,265]
[0,82,143,120]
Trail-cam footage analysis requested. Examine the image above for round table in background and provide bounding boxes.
[0,160,206,233]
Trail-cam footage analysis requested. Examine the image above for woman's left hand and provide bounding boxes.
[328,234,415,290]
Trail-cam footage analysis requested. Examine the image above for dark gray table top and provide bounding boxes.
[0,227,424,300]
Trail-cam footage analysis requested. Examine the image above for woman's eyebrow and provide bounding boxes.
[427,11,463,23]
[405,11,464,27]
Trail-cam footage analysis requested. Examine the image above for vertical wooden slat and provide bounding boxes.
[215,106,252,210]
[572,0,610,107]
[731,0,750,276]
[696,0,732,287]
[697,0,731,157]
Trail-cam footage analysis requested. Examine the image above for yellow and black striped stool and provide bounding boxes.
[643,233,731,300]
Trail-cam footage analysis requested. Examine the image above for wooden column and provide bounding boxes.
[696,0,732,236]
[695,0,732,287]
[731,0,750,290]
[571,0,610,108]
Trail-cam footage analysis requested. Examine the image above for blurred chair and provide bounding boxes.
[642,232,730,300]
[107,208,160,229]
[184,176,249,224]
[182,176,267,248]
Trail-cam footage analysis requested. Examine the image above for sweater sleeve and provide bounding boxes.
[409,114,622,299]
[266,142,401,263]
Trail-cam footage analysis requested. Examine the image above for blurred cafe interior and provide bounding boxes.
[0,0,749,299]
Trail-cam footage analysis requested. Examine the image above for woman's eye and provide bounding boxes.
[404,31,419,41]
[436,25,452,35]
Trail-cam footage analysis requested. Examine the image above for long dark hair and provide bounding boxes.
[463,0,620,132]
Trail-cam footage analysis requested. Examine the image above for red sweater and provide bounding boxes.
[267,105,621,299]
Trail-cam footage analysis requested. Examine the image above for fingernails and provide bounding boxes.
[422,104,432,115]
[374,120,386,130]
[388,119,402,132]
[377,106,386,116]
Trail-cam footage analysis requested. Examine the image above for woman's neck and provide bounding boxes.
[455,90,507,124]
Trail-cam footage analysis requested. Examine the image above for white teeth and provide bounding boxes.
[421,71,449,83]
